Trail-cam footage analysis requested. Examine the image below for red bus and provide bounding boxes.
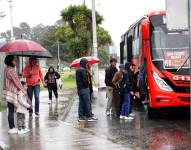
[120,11,190,118]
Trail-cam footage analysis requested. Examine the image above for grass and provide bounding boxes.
[0,101,7,112]
[61,71,76,89]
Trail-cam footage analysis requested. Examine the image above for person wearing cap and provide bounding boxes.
[112,64,125,117]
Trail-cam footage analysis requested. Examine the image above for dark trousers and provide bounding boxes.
[27,85,40,113]
[48,84,58,100]
[78,88,92,118]
[7,102,15,129]
[112,90,123,116]
[17,113,26,130]
[130,95,134,114]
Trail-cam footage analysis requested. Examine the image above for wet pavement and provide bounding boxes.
[0,87,191,150]
[64,89,191,150]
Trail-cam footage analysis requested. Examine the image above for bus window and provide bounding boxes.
[132,24,141,58]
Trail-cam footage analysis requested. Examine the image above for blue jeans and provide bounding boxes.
[78,88,92,118]
[28,85,40,113]
[121,93,131,117]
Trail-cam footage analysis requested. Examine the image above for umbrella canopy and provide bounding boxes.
[0,39,45,53]
[8,50,53,58]
[70,56,100,68]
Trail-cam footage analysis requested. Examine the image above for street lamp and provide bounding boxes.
[8,0,14,40]
[91,0,99,86]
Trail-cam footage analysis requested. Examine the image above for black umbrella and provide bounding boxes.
[7,49,53,58]
[6,49,53,71]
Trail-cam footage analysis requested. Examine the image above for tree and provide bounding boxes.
[57,5,112,58]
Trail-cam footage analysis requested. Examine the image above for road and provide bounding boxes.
[0,89,190,150]
[65,89,191,150]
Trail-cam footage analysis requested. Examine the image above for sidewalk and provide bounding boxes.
[0,88,132,150]
[0,89,75,150]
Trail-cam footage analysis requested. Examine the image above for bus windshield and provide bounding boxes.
[150,15,189,72]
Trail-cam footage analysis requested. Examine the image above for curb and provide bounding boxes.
[59,89,77,121]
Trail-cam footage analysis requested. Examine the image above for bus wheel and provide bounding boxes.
[147,106,156,119]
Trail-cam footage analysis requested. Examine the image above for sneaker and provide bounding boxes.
[18,130,25,135]
[129,113,135,117]
[124,116,134,120]
[106,111,110,116]
[48,100,52,104]
[91,116,98,120]
[35,112,40,117]
[87,117,98,122]
[23,128,30,133]
[120,115,125,119]
[78,117,86,122]
[8,128,18,134]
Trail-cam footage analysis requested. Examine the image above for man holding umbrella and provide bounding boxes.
[76,58,97,122]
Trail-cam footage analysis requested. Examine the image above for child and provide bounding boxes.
[44,66,60,104]
[17,81,31,134]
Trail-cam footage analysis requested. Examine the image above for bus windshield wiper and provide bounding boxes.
[176,54,190,74]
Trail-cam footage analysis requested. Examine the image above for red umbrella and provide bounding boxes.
[0,39,45,52]
[70,56,100,68]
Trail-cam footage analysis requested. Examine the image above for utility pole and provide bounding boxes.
[57,40,61,72]
[91,0,99,86]
[8,0,14,40]
[83,0,86,5]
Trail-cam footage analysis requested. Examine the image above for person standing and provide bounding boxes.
[3,55,25,134]
[76,58,97,122]
[129,64,137,117]
[44,66,60,104]
[17,81,31,135]
[120,62,134,120]
[112,64,125,117]
[137,59,148,103]
[105,58,118,116]
[21,57,45,117]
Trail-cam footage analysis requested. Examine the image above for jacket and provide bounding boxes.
[112,71,124,86]
[3,66,23,107]
[123,70,133,94]
[22,64,44,86]
[76,58,89,91]
[16,91,30,114]
[105,65,118,87]
[44,72,60,86]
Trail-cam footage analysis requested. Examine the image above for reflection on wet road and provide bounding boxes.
[0,90,191,150]
[65,89,191,150]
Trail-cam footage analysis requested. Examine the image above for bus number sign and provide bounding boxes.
[173,75,190,81]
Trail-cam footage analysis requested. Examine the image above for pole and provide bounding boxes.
[188,0,191,131]
[83,0,85,5]
[91,0,99,86]
[8,0,14,40]
[57,40,61,73]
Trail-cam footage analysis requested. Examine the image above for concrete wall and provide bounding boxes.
[0,54,5,95]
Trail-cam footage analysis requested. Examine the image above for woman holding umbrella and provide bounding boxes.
[21,57,45,117]
[3,55,25,134]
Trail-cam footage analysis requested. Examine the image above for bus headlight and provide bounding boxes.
[153,72,173,92]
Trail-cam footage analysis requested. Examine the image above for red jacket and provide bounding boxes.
[22,64,44,86]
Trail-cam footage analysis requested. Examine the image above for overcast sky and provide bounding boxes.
[0,0,165,51]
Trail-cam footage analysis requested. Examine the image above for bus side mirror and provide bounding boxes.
[142,20,150,40]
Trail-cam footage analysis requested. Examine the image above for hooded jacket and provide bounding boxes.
[76,58,89,91]
[122,62,133,93]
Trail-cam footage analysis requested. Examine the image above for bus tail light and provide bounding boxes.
[153,72,173,92]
